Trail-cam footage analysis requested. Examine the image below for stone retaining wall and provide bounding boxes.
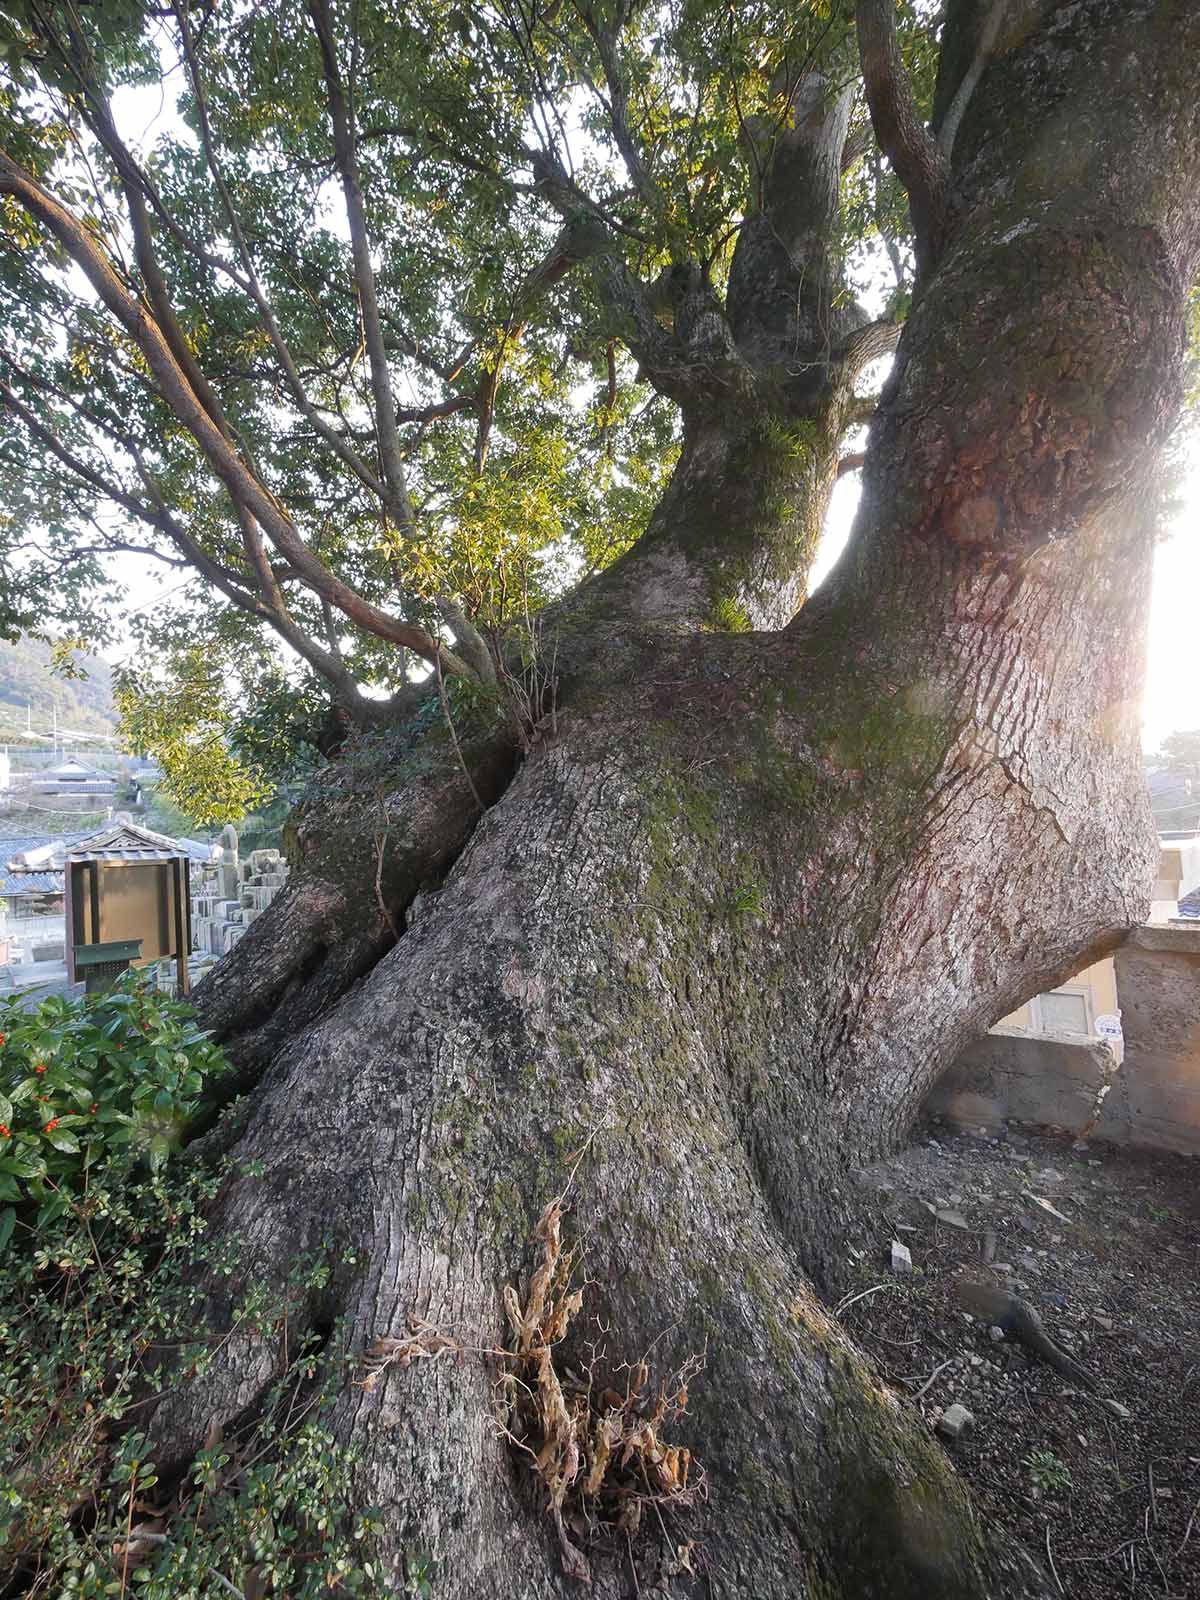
[1106,925,1200,1155]
[930,925,1200,1156]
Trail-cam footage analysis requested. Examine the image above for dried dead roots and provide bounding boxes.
[497,1200,705,1585]
[361,1199,704,1587]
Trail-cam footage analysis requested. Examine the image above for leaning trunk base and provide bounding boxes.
[161,681,1069,1597]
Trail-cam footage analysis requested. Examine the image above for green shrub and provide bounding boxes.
[0,982,398,1598]
[1023,1448,1073,1496]
[0,1161,220,1586]
[0,975,231,1251]
[0,1159,399,1598]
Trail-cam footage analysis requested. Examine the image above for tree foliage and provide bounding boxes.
[0,0,934,775]
[1155,729,1200,778]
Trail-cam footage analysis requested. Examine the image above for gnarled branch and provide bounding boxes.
[855,0,949,278]
[837,317,902,379]
[0,151,470,680]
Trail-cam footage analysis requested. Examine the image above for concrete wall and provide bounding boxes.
[927,1028,1117,1136]
[996,953,1120,1055]
[5,905,68,965]
[930,925,1200,1156]
[1104,925,1200,1155]
[1150,835,1200,924]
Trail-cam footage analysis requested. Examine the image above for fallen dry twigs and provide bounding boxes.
[359,1317,465,1391]
[498,1199,705,1585]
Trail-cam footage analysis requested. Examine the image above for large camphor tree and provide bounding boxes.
[2,0,1199,1592]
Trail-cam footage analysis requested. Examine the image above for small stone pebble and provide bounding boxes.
[937,1404,974,1441]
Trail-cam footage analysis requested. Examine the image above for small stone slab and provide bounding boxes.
[935,1208,970,1230]
[890,1240,913,1274]
[936,1404,974,1441]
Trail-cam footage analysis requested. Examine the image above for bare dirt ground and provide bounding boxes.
[844,1118,1199,1599]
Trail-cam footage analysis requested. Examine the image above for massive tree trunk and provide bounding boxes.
[172,3,1199,1594]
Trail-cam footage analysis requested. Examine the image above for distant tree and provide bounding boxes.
[0,634,118,737]
[2,0,1199,1594]
[1150,729,1200,832]
[1157,729,1200,780]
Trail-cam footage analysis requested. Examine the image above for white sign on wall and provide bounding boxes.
[1094,1012,1124,1044]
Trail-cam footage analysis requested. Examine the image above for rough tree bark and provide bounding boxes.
[172,3,1199,1595]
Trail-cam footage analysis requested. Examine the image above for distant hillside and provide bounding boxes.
[0,636,118,741]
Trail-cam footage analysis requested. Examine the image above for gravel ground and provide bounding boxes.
[843,1118,1200,1599]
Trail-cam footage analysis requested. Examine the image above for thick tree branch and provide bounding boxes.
[34,9,246,455]
[837,317,902,379]
[231,504,382,713]
[306,0,418,533]
[855,0,949,277]
[840,121,875,174]
[393,394,478,426]
[0,151,470,679]
[78,97,231,437]
[726,75,854,376]
[435,596,497,685]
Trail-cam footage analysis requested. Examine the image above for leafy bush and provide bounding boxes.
[0,975,230,1250]
[0,1160,399,1598]
[0,982,397,1597]
[0,1161,220,1587]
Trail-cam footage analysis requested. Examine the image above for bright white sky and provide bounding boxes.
[1141,455,1200,748]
